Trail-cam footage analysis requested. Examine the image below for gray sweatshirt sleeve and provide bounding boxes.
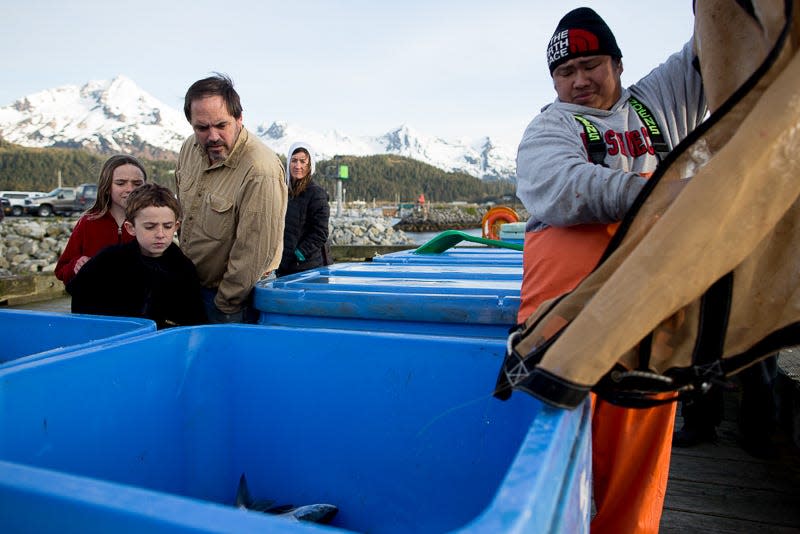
[516,111,647,231]
[631,41,707,149]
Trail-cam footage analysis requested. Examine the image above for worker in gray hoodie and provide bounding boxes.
[514,7,706,534]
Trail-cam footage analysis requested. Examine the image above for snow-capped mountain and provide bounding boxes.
[0,76,190,160]
[0,77,516,180]
[257,122,515,180]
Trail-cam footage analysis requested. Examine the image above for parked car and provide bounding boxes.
[24,187,76,217]
[24,184,97,217]
[0,191,45,217]
[74,183,98,212]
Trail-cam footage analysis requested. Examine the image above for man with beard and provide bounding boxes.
[176,74,287,323]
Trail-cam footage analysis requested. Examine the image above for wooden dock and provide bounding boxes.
[660,352,800,533]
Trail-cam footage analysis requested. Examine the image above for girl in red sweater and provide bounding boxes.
[55,155,147,284]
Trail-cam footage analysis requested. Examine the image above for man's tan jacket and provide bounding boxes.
[176,127,287,313]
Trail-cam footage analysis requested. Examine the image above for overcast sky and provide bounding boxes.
[1,1,695,148]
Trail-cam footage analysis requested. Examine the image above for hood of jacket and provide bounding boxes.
[286,141,316,188]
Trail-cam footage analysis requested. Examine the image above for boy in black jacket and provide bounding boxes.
[67,183,206,328]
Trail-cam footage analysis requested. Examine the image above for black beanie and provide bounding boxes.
[547,7,622,74]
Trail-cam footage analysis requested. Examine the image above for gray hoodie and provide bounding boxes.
[517,41,707,232]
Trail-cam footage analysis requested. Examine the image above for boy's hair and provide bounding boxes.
[125,183,182,223]
[87,154,147,219]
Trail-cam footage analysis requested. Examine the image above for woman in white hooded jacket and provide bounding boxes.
[277,142,331,276]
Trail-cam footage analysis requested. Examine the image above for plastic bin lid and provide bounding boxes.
[500,222,526,232]
[373,247,522,266]
[254,262,521,324]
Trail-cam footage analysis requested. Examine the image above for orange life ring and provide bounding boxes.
[481,206,519,240]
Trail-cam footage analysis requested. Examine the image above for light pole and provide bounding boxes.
[335,163,348,217]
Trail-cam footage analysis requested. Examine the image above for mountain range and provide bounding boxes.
[0,76,516,180]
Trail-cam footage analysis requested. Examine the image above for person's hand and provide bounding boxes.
[74,255,90,274]
[206,304,245,324]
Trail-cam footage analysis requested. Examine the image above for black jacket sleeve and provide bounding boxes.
[66,253,108,315]
[278,181,331,276]
[296,184,330,260]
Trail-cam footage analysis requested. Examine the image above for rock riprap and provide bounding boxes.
[0,215,416,277]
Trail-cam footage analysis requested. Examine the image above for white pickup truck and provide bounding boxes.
[0,191,46,217]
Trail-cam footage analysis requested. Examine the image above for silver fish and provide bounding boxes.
[276,503,338,524]
[236,473,275,512]
[235,473,338,524]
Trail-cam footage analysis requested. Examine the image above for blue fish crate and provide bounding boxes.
[0,308,155,368]
[0,325,590,533]
[254,262,521,338]
[373,247,522,266]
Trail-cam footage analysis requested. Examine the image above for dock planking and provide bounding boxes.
[660,368,800,533]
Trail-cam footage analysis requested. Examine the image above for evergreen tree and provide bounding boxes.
[0,143,514,203]
[0,144,175,191]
